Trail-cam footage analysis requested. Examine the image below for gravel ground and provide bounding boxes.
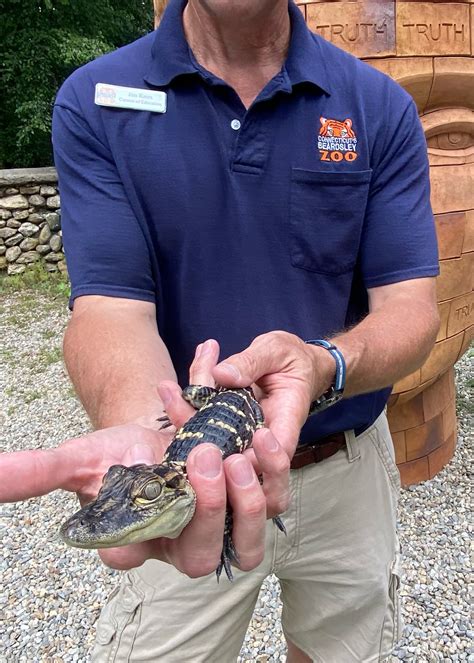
[0,290,472,663]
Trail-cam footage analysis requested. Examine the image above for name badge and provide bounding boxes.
[95,83,167,113]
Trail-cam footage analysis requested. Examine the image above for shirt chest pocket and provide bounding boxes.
[289,168,372,275]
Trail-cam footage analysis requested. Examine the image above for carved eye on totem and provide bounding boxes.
[422,109,474,167]
[142,481,162,500]
[426,132,473,151]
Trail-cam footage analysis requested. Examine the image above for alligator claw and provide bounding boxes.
[216,510,240,582]
[216,530,239,582]
[157,415,173,430]
[273,515,286,535]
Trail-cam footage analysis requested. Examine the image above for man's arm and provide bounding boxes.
[63,295,176,429]
[333,277,440,396]
[46,89,290,576]
[212,277,440,460]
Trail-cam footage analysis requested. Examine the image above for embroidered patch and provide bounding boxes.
[318,117,358,162]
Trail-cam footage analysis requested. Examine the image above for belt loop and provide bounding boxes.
[344,429,361,463]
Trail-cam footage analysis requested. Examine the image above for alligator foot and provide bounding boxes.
[157,415,173,430]
[216,510,239,582]
[215,517,285,581]
[216,531,239,582]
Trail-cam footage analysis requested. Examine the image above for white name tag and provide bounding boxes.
[95,83,167,113]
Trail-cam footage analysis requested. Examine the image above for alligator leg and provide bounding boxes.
[255,475,287,535]
[182,385,218,409]
[249,394,265,428]
[251,394,286,535]
[216,509,239,582]
[158,385,218,430]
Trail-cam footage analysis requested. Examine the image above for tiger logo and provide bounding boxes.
[318,116,358,162]
[319,117,355,139]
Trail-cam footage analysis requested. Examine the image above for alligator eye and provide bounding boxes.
[143,482,162,500]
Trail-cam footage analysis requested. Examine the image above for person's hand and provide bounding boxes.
[159,339,292,541]
[0,419,266,576]
[210,331,336,458]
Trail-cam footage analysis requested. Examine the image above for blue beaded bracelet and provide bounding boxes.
[305,339,346,415]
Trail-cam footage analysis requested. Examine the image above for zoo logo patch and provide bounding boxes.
[318,117,358,162]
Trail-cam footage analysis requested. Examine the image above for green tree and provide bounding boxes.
[0,0,154,168]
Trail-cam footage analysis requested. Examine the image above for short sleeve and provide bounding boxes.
[52,103,156,306]
[360,99,439,288]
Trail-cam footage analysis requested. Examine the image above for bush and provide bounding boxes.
[0,0,154,168]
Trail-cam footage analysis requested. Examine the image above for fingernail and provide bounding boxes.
[194,446,222,478]
[129,444,155,465]
[218,363,241,380]
[228,457,254,486]
[262,430,279,452]
[195,343,203,358]
[160,386,172,406]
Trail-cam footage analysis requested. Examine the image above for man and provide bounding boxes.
[0,0,440,660]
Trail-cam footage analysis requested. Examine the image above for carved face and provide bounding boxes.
[372,58,473,401]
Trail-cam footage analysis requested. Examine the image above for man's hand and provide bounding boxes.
[159,338,291,573]
[208,331,335,457]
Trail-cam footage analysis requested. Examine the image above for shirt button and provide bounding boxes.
[231,119,241,131]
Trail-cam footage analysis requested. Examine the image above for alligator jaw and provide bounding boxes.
[60,492,196,549]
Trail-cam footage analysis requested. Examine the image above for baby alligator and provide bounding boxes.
[60,385,285,581]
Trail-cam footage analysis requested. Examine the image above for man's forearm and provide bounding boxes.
[63,296,177,429]
[329,278,440,398]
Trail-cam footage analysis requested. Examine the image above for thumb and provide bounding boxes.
[213,335,282,387]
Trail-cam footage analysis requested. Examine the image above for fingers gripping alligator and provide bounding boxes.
[60,385,285,581]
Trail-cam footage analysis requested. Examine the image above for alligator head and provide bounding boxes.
[59,463,196,548]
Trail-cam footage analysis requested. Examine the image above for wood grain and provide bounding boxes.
[306,1,396,57]
[396,3,471,56]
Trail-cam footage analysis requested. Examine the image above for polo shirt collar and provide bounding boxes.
[285,2,331,95]
[144,0,196,86]
[144,0,330,96]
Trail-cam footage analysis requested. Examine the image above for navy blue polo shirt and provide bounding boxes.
[52,0,439,443]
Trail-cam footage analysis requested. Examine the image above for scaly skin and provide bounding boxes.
[60,386,284,580]
[59,463,196,548]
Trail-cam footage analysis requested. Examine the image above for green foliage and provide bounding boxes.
[0,262,70,299]
[36,345,63,369]
[0,0,154,167]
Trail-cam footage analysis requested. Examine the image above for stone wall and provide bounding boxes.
[0,168,65,276]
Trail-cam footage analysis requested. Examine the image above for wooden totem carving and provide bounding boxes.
[153,0,473,484]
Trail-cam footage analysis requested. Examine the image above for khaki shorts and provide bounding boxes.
[92,413,402,663]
